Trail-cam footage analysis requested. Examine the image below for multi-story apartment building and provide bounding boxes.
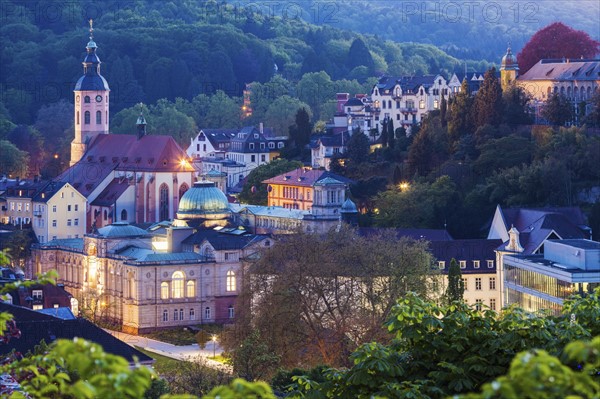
[370,74,450,132]
[32,182,87,244]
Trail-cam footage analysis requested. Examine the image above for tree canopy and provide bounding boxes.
[517,22,600,74]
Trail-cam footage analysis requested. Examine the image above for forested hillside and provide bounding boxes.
[0,0,492,123]
[242,0,600,62]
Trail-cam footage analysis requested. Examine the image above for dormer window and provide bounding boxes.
[84,96,90,103]
[249,143,254,150]
[254,134,259,138]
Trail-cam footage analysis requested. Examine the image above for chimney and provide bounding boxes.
[259,122,264,134]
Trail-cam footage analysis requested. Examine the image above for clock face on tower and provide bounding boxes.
[95,95,102,102]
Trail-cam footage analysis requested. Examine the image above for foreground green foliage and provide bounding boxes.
[286,290,600,398]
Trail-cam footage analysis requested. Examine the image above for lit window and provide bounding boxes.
[419,100,425,109]
[473,260,480,269]
[459,261,466,269]
[226,270,236,292]
[489,277,496,290]
[475,278,482,290]
[172,271,184,298]
[161,282,169,299]
[186,280,195,298]
[434,100,439,109]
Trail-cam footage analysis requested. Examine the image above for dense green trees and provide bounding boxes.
[445,258,464,304]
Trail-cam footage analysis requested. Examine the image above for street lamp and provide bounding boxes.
[399,182,410,192]
[211,334,217,358]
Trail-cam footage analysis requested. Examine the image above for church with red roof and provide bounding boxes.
[57,22,195,231]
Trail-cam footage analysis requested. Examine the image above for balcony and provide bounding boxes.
[33,211,42,217]
[400,107,417,113]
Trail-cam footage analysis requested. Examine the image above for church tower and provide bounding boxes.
[71,20,110,166]
[500,45,519,91]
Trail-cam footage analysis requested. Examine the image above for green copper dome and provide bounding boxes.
[177,181,231,220]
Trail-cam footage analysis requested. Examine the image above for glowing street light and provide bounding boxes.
[399,182,410,192]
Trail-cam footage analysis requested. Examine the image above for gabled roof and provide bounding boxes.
[199,129,238,148]
[57,134,193,197]
[310,132,350,149]
[90,178,130,206]
[263,168,353,187]
[0,303,153,364]
[495,207,588,254]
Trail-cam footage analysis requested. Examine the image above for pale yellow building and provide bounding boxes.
[32,182,87,244]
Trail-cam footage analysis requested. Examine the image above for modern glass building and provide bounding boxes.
[502,239,600,314]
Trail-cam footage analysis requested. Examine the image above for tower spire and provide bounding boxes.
[137,103,147,139]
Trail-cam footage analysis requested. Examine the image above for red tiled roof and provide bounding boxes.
[90,178,130,206]
[262,168,352,188]
[57,134,194,197]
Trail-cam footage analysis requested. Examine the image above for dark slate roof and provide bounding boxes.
[498,207,588,254]
[57,134,193,197]
[344,97,363,107]
[74,74,110,91]
[90,178,130,206]
[263,168,353,188]
[199,129,238,149]
[181,227,265,250]
[358,227,453,241]
[430,239,503,274]
[0,303,153,364]
[3,179,50,200]
[310,132,350,149]
[230,127,270,153]
[375,75,439,94]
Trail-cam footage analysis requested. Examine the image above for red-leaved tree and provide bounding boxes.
[517,22,600,74]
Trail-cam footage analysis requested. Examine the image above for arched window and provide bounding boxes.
[186,280,195,297]
[226,270,236,292]
[103,209,108,221]
[121,209,127,221]
[204,307,211,320]
[161,282,169,299]
[172,271,184,298]
[84,111,90,124]
[162,309,168,322]
[84,96,91,103]
[228,305,234,319]
[178,183,189,200]
[159,183,169,221]
[96,110,102,124]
